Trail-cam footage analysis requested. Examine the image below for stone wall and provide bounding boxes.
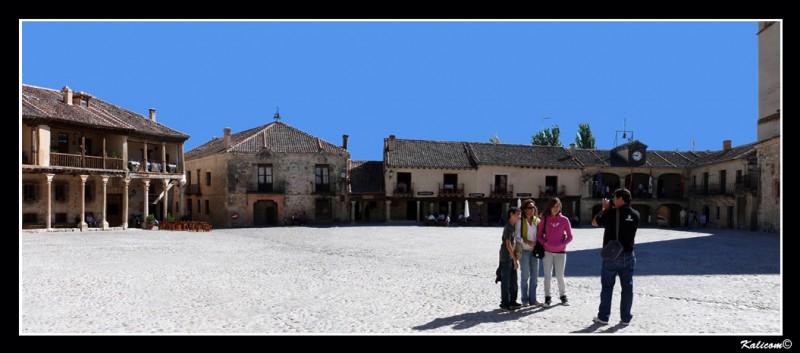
[757,138,780,232]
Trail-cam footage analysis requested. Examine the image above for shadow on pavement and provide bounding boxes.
[562,230,779,277]
[412,305,550,331]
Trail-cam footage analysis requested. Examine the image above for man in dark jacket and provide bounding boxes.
[591,188,639,325]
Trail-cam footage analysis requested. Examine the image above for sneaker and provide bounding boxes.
[499,304,512,312]
[530,300,543,307]
[620,320,630,326]
[544,296,552,306]
[521,301,530,307]
[592,316,608,325]
[560,295,569,306]
[509,302,523,309]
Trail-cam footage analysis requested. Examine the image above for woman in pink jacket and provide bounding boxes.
[537,197,574,306]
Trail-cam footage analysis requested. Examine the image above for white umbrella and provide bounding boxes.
[517,198,522,208]
[464,200,470,219]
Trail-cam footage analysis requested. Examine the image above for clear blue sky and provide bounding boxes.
[21,21,758,161]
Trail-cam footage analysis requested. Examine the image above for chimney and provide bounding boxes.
[223,127,232,149]
[149,108,156,122]
[342,134,349,150]
[723,140,732,151]
[62,86,73,105]
[387,135,396,151]
[569,143,576,155]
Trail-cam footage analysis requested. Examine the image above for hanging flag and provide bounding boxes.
[596,172,604,196]
[648,169,654,195]
[628,169,634,190]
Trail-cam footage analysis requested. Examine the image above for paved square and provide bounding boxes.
[19,226,780,334]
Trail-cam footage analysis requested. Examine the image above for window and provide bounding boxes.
[736,170,743,183]
[258,164,273,192]
[719,170,727,194]
[186,198,192,216]
[80,98,88,107]
[494,175,507,193]
[443,174,458,190]
[315,165,330,193]
[55,183,69,202]
[84,138,92,156]
[546,176,558,195]
[23,183,38,202]
[702,172,709,194]
[197,200,201,215]
[396,172,412,193]
[205,200,210,215]
[85,182,95,203]
[206,172,211,186]
[315,198,332,219]
[186,171,192,185]
[196,169,201,185]
[57,132,69,153]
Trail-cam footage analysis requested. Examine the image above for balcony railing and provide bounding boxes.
[49,153,124,170]
[247,182,285,194]
[490,184,513,198]
[185,184,202,195]
[394,182,414,196]
[735,174,759,192]
[313,182,337,194]
[438,183,464,197]
[690,183,735,197]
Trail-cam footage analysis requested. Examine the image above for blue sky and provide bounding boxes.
[21,21,758,161]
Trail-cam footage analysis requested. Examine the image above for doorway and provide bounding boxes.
[107,194,122,226]
[254,200,277,226]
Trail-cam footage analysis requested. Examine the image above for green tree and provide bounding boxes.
[575,123,596,149]
[532,125,562,146]
[489,133,502,144]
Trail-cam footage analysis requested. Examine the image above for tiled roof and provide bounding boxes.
[691,142,757,166]
[348,160,384,193]
[385,139,475,169]
[21,84,189,141]
[572,148,717,168]
[468,143,582,168]
[185,121,348,160]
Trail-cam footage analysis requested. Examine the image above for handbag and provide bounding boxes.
[601,208,624,262]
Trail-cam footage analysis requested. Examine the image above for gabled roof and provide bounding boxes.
[21,84,189,141]
[691,142,757,166]
[468,143,582,168]
[185,121,348,160]
[385,139,475,169]
[348,160,384,193]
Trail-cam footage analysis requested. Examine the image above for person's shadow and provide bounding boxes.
[412,305,549,331]
[571,322,628,334]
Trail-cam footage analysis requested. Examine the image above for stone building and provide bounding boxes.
[755,21,781,233]
[21,84,189,230]
[184,121,350,228]
[347,160,385,223]
[381,136,583,225]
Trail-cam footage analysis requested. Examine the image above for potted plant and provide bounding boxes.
[145,213,156,230]
[167,164,177,173]
[128,160,141,172]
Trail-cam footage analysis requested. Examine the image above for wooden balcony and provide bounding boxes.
[50,153,124,170]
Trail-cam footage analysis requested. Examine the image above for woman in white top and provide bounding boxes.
[515,199,542,306]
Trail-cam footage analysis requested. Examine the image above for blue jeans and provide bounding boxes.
[597,252,635,323]
[500,260,518,306]
[520,250,539,303]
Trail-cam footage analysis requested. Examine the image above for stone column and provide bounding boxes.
[162,179,170,220]
[385,200,391,222]
[179,142,185,173]
[143,179,150,227]
[122,136,128,171]
[101,176,109,229]
[416,200,421,222]
[179,183,186,217]
[123,178,130,230]
[143,141,148,172]
[31,126,38,165]
[45,174,54,230]
[79,175,89,231]
[350,200,356,224]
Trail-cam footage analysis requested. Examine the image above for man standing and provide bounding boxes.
[591,188,640,325]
